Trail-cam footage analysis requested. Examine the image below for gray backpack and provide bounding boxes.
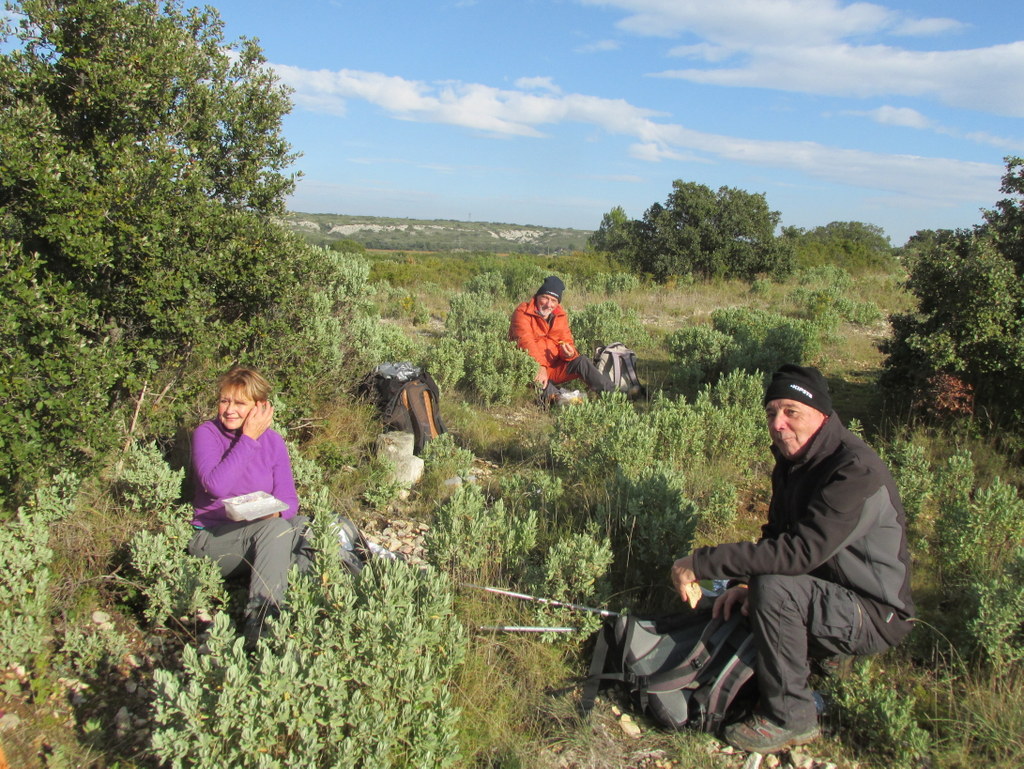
[594,342,644,398]
[580,609,757,733]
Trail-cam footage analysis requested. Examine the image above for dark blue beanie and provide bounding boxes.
[763,364,832,415]
[536,275,565,301]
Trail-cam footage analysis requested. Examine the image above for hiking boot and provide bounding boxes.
[723,714,820,754]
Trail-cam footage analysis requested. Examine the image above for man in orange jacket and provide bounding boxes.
[509,276,615,404]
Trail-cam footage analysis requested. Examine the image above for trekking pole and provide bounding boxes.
[478,625,579,633]
[463,584,621,618]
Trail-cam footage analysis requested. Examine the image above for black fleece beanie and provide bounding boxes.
[763,364,832,415]
[536,275,565,301]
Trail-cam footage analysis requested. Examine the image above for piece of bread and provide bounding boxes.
[685,581,702,609]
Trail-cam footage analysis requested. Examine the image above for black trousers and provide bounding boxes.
[747,574,891,729]
[542,355,615,399]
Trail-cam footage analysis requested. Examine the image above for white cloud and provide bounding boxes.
[580,1,1018,117]
[628,142,705,163]
[575,39,621,53]
[581,0,902,46]
[667,43,735,62]
[855,105,933,129]
[276,62,1003,207]
[844,106,1024,151]
[654,42,1024,117]
[514,76,562,93]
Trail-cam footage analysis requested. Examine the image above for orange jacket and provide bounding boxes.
[509,298,580,384]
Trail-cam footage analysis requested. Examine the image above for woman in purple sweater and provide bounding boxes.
[189,366,312,647]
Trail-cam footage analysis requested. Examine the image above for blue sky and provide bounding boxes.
[211,0,1023,245]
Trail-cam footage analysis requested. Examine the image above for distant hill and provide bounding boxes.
[284,212,593,254]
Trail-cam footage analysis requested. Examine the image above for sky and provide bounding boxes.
[209,0,1024,246]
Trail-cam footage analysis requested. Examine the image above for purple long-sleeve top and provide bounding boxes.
[190,418,299,528]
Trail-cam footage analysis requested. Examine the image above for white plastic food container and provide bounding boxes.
[223,491,288,521]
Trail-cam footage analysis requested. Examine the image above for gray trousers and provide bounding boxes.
[748,574,890,729]
[542,355,616,398]
[188,515,313,639]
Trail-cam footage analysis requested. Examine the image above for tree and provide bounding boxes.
[0,0,331,497]
[783,221,894,272]
[589,205,632,254]
[983,155,1024,271]
[883,158,1024,426]
[599,180,792,282]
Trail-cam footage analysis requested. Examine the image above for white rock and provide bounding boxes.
[375,431,424,486]
[741,753,763,769]
[91,610,110,625]
[765,755,781,769]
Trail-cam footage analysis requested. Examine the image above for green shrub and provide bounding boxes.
[584,271,640,295]
[458,331,536,405]
[569,300,648,357]
[971,550,1024,666]
[604,464,698,588]
[121,444,228,626]
[712,306,821,373]
[551,393,657,480]
[878,437,934,547]
[498,470,564,523]
[150,555,466,769]
[422,433,476,481]
[665,325,735,388]
[437,293,535,404]
[822,658,930,768]
[375,281,431,325]
[648,370,764,474]
[427,484,537,581]
[0,471,78,672]
[463,270,508,299]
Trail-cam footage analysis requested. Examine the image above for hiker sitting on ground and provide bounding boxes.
[189,366,313,647]
[671,364,915,754]
[509,275,614,403]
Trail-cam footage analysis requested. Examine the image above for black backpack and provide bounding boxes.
[580,608,757,734]
[594,342,645,398]
[360,362,446,455]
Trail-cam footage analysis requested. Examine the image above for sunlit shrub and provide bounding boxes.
[570,300,648,357]
[427,485,537,581]
[150,556,466,768]
[0,472,78,671]
[584,271,640,295]
[823,658,930,768]
[551,393,657,479]
[438,294,536,404]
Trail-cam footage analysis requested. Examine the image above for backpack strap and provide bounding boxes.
[643,613,743,692]
[579,619,617,716]
[690,631,757,732]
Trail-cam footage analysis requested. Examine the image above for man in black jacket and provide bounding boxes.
[671,364,914,753]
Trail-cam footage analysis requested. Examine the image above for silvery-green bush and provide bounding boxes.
[0,471,78,672]
[427,484,537,579]
[150,552,466,769]
[434,293,535,404]
[569,300,648,357]
[668,307,821,385]
[122,443,228,626]
[584,271,640,296]
[603,464,698,588]
[551,393,657,480]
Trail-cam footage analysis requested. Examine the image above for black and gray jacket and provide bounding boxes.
[693,413,915,646]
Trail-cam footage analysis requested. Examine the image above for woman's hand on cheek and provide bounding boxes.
[242,401,274,440]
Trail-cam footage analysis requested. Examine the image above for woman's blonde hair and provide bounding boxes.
[217,366,272,403]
